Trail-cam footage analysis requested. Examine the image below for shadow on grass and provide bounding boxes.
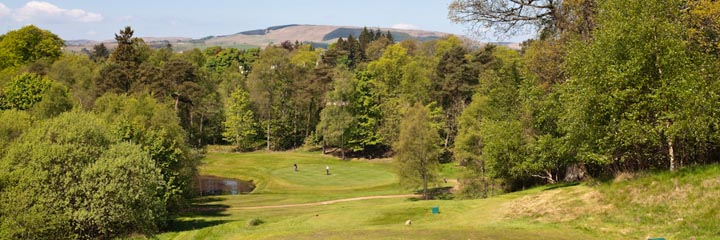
[166,199,234,232]
[165,218,232,232]
[182,203,232,217]
[191,196,226,204]
[178,196,232,217]
[410,186,455,200]
[543,182,580,191]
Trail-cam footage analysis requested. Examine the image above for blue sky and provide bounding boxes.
[0,1,532,41]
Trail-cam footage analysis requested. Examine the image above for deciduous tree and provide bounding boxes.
[395,103,441,199]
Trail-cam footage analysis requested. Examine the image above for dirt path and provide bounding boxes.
[447,179,460,192]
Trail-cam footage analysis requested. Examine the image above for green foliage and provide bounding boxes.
[562,0,717,171]
[318,69,384,154]
[111,26,141,64]
[0,112,164,239]
[247,46,297,150]
[222,87,257,150]
[48,54,98,109]
[0,73,52,110]
[0,25,64,69]
[205,47,260,73]
[90,43,109,62]
[76,142,165,237]
[394,103,441,198]
[317,69,354,149]
[367,44,411,146]
[96,62,134,94]
[93,93,198,212]
[346,71,383,152]
[30,82,74,119]
[0,110,32,157]
[96,26,145,95]
[456,46,541,191]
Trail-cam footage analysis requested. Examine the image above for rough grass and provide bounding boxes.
[507,164,720,239]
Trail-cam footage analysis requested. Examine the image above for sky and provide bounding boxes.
[0,0,533,42]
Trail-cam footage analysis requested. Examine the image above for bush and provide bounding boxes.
[246,218,265,227]
[0,112,165,239]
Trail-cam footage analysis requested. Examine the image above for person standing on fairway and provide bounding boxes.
[293,163,298,172]
[326,165,330,175]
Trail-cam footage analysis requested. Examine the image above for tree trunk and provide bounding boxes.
[532,169,556,184]
[292,111,298,148]
[174,96,180,113]
[422,171,428,200]
[481,159,487,198]
[564,163,586,182]
[420,150,428,200]
[198,114,204,146]
[667,120,676,172]
[341,131,345,160]
[266,121,271,151]
[306,103,312,139]
[189,106,194,145]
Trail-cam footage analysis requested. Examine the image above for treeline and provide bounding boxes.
[2,0,720,235]
[448,0,720,195]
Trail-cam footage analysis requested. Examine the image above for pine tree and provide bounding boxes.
[374,29,383,40]
[346,34,364,65]
[111,26,138,63]
[359,27,372,50]
[91,43,109,62]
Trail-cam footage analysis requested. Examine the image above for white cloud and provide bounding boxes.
[391,23,419,30]
[12,1,103,23]
[0,3,10,18]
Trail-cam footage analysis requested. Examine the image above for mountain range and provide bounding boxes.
[64,24,519,52]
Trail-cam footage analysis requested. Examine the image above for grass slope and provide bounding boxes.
[509,165,720,239]
[157,150,719,239]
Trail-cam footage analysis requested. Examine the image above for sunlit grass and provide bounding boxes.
[156,150,720,239]
[154,150,603,239]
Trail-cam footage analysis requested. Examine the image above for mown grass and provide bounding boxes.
[156,150,719,239]
[155,150,603,239]
[195,151,404,207]
[162,195,602,239]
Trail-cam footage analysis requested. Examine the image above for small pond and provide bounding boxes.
[194,175,255,196]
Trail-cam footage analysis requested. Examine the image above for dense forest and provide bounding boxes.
[1,0,720,238]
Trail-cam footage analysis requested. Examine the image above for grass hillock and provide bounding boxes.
[507,164,720,239]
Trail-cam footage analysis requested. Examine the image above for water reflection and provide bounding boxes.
[195,175,255,196]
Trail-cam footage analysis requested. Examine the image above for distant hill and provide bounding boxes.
[64,24,518,52]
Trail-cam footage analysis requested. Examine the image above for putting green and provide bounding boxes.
[270,163,397,189]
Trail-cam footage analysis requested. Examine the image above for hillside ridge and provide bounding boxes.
[64,24,517,52]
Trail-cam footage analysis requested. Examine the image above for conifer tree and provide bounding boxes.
[386,30,395,43]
